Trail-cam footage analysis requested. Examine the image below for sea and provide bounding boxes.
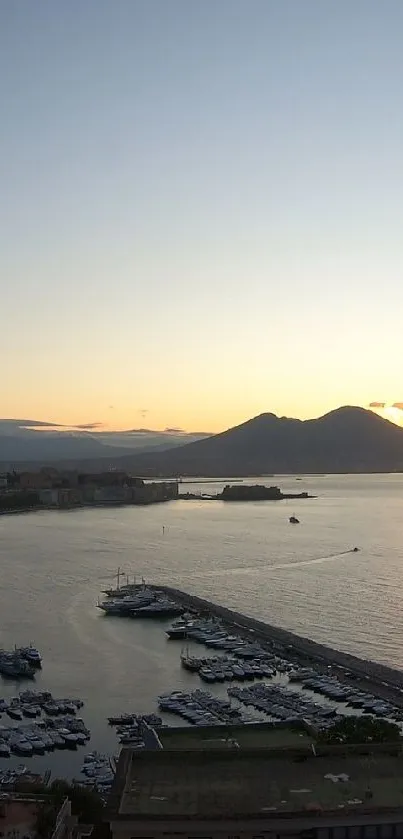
[0,472,402,778]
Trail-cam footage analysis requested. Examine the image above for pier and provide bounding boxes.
[153,585,403,704]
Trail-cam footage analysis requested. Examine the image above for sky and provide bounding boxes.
[1,0,403,432]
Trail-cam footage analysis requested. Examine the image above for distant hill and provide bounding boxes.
[105,407,403,476]
[0,419,210,470]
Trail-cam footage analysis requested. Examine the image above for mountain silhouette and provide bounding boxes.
[0,420,209,468]
[109,406,403,476]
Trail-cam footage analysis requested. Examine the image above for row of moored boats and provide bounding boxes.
[158,689,244,726]
[289,669,400,719]
[0,690,88,757]
[98,581,183,618]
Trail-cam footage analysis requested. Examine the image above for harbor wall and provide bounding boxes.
[156,586,403,690]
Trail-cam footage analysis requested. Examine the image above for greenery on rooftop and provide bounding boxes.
[318,716,401,745]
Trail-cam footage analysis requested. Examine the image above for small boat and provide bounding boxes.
[61,732,78,748]
[0,741,10,757]
[30,739,46,754]
[108,713,136,726]
[22,705,38,718]
[12,739,33,756]
[7,707,22,720]
[289,515,300,524]
[44,702,60,715]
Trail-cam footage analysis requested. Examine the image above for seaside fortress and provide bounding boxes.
[107,746,403,839]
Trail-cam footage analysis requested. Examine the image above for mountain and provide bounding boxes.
[0,420,211,469]
[0,431,133,466]
[106,407,403,476]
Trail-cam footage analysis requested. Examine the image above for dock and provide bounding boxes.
[152,585,403,705]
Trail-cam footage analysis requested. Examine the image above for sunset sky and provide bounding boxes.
[2,1,403,433]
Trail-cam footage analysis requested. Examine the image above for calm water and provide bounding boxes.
[0,473,402,777]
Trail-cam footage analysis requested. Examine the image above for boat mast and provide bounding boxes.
[117,567,121,591]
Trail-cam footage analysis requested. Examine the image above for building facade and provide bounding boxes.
[107,748,403,839]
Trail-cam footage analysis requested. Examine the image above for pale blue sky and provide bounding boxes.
[2,1,403,430]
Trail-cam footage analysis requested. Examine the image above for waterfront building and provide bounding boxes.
[107,746,403,839]
[5,469,178,509]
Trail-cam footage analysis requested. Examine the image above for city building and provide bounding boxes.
[107,746,403,839]
[19,470,54,490]
[0,793,77,839]
[2,470,178,510]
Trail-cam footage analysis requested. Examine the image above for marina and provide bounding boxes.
[0,476,402,783]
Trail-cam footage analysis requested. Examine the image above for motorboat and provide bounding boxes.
[289,515,300,524]
[22,705,38,718]
[12,739,33,756]
[7,707,22,720]
[30,738,46,754]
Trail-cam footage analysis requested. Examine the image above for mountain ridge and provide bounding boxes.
[105,406,403,476]
[2,406,401,476]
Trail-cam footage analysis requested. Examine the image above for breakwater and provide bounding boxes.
[155,585,403,699]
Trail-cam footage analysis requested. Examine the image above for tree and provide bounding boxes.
[318,716,401,745]
[49,780,104,824]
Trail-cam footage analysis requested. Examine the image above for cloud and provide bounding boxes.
[369,402,386,408]
[17,419,68,427]
[164,427,185,434]
[73,422,103,430]
[392,403,403,411]
[126,428,154,434]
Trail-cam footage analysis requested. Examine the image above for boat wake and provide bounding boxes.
[268,548,360,572]
[212,549,359,576]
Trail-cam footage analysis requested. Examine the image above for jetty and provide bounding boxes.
[152,585,403,704]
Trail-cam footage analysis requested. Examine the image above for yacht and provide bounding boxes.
[0,654,36,679]
[130,600,183,618]
[97,591,154,615]
[17,646,42,667]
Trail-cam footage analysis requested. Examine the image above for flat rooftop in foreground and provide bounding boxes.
[158,723,314,750]
[110,748,403,820]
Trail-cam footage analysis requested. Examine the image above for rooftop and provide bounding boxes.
[0,797,39,833]
[158,723,313,751]
[109,747,403,821]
